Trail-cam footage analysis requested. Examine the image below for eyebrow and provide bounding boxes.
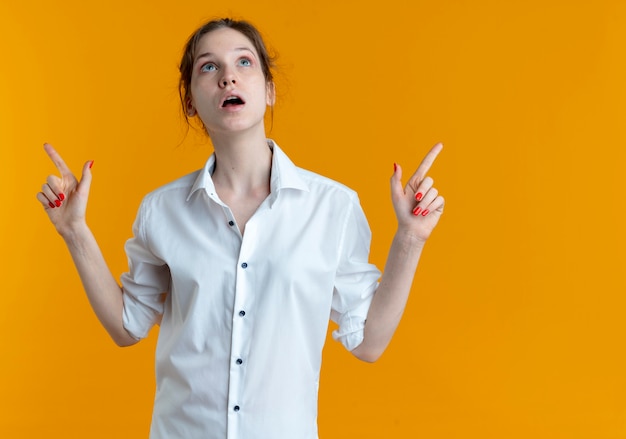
[194,47,256,64]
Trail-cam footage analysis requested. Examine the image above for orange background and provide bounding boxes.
[2,0,626,437]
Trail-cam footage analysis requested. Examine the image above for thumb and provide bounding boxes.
[76,160,94,195]
[390,162,404,200]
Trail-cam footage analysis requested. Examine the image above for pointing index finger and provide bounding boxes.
[43,143,73,177]
[412,142,443,183]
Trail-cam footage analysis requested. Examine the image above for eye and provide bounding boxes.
[238,58,252,67]
[200,63,217,73]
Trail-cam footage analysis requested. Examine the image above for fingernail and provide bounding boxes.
[421,209,429,216]
[393,163,397,172]
[59,193,65,201]
[54,199,61,207]
[413,206,422,216]
[89,160,94,169]
[415,192,423,201]
[48,201,55,209]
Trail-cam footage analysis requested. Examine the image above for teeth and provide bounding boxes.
[222,96,243,107]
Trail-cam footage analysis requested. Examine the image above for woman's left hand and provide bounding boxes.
[391,142,445,243]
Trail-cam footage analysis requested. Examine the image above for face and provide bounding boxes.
[187,27,275,136]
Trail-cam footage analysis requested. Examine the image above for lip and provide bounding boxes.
[219,92,246,109]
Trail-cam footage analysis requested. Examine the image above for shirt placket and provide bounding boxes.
[226,219,257,439]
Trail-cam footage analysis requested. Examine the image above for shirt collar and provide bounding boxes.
[187,139,309,205]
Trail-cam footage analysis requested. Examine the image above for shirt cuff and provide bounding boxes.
[331,313,367,351]
[122,289,161,340]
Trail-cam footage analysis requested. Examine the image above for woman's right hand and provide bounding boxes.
[36,143,94,237]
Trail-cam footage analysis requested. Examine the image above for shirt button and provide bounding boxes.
[234,405,240,412]
[228,220,235,226]
[236,358,243,365]
[241,262,248,269]
[239,310,246,317]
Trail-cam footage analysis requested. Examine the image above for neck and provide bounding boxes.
[210,130,272,194]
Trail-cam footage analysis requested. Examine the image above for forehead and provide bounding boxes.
[195,27,258,59]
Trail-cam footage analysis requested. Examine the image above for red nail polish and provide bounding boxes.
[89,160,94,169]
[54,199,61,207]
[59,193,65,201]
[48,201,55,208]
[413,206,422,216]
[415,192,423,201]
[421,209,429,216]
[393,163,397,172]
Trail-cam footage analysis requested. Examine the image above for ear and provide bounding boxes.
[186,98,196,117]
[266,82,276,106]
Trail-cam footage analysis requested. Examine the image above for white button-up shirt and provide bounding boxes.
[121,141,381,439]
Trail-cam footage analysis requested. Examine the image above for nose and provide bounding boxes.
[219,71,237,88]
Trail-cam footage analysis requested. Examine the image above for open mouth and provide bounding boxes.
[222,96,245,107]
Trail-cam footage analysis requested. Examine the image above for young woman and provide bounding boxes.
[37,18,444,439]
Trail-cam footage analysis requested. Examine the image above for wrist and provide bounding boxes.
[58,220,91,244]
[394,226,428,249]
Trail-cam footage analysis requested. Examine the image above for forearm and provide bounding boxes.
[351,228,425,362]
[61,223,137,347]
[351,143,444,362]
